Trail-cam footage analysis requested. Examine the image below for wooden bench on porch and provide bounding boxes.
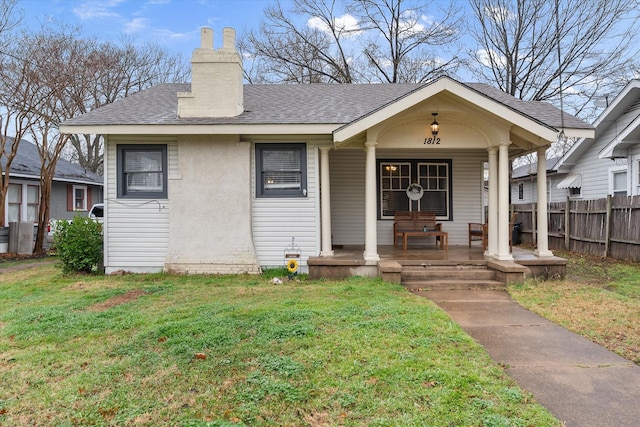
[393,211,448,251]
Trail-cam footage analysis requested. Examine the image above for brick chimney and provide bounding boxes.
[177,27,243,118]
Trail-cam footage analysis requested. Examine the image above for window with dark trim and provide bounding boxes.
[256,143,307,198]
[117,145,168,199]
[569,186,582,198]
[378,159,452,220]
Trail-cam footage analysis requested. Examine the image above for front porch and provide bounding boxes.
[308,245,566,287]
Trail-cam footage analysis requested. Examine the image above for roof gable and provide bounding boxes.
[557,79,640,171]
[333,77,591,144]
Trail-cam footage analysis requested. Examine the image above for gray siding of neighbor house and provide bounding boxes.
[329,149,485,246]
[570,102,640,199]
[512,175,569,204]
[49,182,103,220]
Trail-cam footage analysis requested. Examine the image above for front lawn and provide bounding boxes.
[509,250,640,364]
[0,264,559,426]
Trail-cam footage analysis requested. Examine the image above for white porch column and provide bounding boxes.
[534,147,554,257]
[487,148,498,257]
[319,146,334,257]
[363,140,380,263]
[496,142,514,260]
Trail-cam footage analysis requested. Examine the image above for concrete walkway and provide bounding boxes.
[419,289,640,427]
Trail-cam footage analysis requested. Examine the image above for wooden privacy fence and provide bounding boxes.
[513,195,640,262]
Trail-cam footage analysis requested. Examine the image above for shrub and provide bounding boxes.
[54,215,103,273]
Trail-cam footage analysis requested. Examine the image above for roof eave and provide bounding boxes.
[59,123,340,136]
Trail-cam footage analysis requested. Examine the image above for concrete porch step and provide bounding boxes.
[401,264,505,290]
[402,266,497,282]
[402,279,506,291]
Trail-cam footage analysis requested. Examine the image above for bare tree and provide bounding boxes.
[0,0,30,227]
[7,26,88,253]
[468,0,640,120]
[242,0,360,83]
[241,0,463,84]
[351,0,462,83]
[67,37,189,174]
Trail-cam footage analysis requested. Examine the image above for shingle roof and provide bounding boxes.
[2,137,103,185]
[63,79,591,131]
[512,156,561,179]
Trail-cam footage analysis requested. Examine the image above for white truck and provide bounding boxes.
[47,203,104,235]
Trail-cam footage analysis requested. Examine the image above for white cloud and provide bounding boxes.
[72,0,124,20]
[477,48,507,68]
[307,13,361,37]
[152,28,194,40]
[123,18,150,34]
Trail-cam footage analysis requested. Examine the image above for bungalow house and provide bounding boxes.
[59,27,593,276]
[555,79,640,199]
[1,137,103,251]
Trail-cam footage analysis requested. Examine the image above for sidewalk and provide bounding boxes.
[419,289,640,427]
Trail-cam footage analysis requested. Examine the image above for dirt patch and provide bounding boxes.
[0,253,47,263]
[86,290,147,312]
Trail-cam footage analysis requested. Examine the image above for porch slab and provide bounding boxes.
[307,245,566,282]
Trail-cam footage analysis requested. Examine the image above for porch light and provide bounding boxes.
[430,113,439,137]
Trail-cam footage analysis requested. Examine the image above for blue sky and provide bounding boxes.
[19,0,287,58]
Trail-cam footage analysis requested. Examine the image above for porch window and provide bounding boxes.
[378,159,452,220]
[256,143,307,198]
[117,145,168,199]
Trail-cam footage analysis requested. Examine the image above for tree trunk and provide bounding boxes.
[33,169,54,254]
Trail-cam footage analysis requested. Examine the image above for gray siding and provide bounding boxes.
[104,136,173,273]
[569,102,640,199]
[252,143,320,271]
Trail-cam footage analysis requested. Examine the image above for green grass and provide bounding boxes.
[509,250,640,364]
[0,265,559,426]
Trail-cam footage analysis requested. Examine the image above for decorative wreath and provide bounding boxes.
[287,259,299,274]
[406,183,424,201]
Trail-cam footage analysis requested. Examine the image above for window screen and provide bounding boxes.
[117,145,167,198]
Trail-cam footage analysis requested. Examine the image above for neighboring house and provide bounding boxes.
[59,27,593,275]
[2,137,103,226]
[511,157,566,204]
[555,79,640,199]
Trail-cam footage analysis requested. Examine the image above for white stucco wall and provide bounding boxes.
[164,135,259,274]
